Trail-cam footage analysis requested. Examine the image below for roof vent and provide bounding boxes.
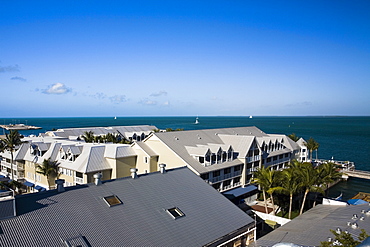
[335,228,341,234]
[352,223,359,229]
[159,163,166,174]
[55,179,65,192]
[360,216,365,221]
[352,214,358,219]
[93,173,102,186]
[366,210,370,216]
[130,168,138,179]
[347,221,352,226]
[362,209,366,213]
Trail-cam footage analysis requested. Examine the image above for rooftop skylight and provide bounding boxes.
[166,207,185,219]
[103,195,122,207]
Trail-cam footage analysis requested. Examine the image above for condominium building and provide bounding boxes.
[137,127,304,197]
[0,125,307,199]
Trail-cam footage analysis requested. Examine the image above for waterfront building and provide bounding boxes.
[0,167,256,246]
[296,137,308,162]
[0,125,308,199]
[0,125,156,191]
[137,127,305,200]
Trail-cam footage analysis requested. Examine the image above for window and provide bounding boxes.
[224,168,231,174]
[166,207,185,219]
[234,165,241,171]
[103,195,122,207]
[223,180,231,187]
[213,170,220,177]
[199,156,205,163]
[201,173,209,180]
[144,157,148,163]
[246,163,253,169]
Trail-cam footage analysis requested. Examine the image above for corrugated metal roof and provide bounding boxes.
[47,125,157,139]
[0,167,254,246]
[256,204,370,246]
[0,199,15,220]
[104,144,136,158]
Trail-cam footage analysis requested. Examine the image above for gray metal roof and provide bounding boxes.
[0,167,254,247]
[256,204,370,246]
[47,125,157,139]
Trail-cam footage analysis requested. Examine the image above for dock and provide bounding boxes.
[316,159,370,180]
[341,169,370,180]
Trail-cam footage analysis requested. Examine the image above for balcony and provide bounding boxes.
[246,155,260,163]
[75,177,84,184]
[209,171,242,183]
[218,181,242,192]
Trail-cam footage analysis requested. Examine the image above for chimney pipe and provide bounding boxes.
[55,179,65,192]
[93,173,102,186]
[159,163,166,174]
[130,168,138,179]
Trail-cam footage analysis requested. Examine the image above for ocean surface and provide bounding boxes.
[2,116,369,200]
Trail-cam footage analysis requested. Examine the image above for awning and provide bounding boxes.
[222,185,258,198]
[23,181,35,187]
[0,175,5,178]
[347,199,368,205]
[34,185,45,191]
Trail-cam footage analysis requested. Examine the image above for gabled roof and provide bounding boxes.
[133,142,158,157]
[104,144,137,159]
[147,127,277,173]
[296,137,307,147]
[61,145,111,173]
[0,167,254,246]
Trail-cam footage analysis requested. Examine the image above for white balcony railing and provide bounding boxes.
[209,171,242,183]
[75,177,84,184]
[246,155,260,163]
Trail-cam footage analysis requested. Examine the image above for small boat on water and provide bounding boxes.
[114,116,117,120]
[195,117,199,124]
[249,116,253,119]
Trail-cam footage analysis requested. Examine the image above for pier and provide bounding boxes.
[341,169,370,180]
[315,159,370,180]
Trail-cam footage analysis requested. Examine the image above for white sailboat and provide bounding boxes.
[114,116,117,120]
[195,117,199,124]
[249,115,253,119]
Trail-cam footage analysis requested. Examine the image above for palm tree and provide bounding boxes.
[281,164,301,219]
[1,130,22,180]
[252,166,281,215]
[298,162,324,215]
[304,137,319,162]
[288,133,300,142]
[81,131,95,143]
[317,162,342,196]
[36,158,60,190]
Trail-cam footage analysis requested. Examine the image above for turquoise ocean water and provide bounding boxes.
[2,116,369,200]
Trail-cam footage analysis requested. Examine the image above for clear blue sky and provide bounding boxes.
[1,1,369,117]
